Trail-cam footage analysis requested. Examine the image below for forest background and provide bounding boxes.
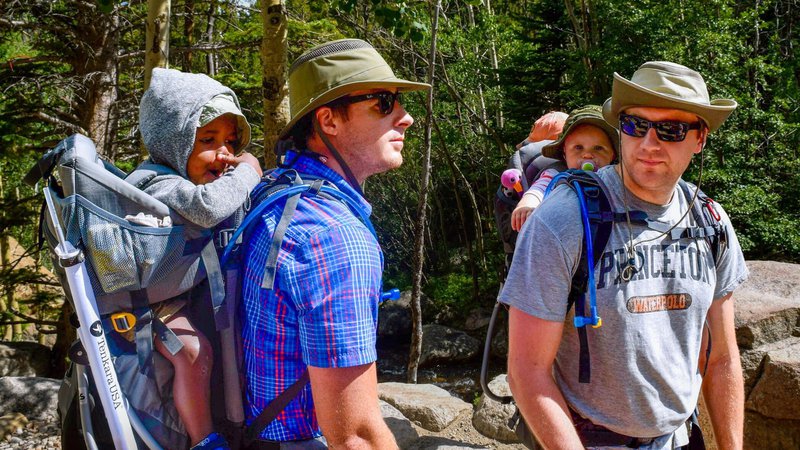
[0,0,798,366]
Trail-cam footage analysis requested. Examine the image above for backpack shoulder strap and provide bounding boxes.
[547,170,646,383]
[243,370,310,446]
[678,180,726,265]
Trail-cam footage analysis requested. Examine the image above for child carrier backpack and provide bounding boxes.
[24,134,245,449]
[493,140,566,271]
[482,168,726,449]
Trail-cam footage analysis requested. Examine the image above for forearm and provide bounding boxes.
[309,364,398,450]
[326,417,397,450]
[702,352,744,449]
[509,366,583,450]
[507,309,582,450]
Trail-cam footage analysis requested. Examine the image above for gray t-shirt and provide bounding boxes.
[499,165,748,440]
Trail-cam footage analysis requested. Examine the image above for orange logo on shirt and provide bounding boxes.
[626,293,692,313]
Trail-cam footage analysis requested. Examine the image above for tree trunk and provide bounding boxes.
[145,0,171,90]
[260,0,289,166]
[407,0,441,384]
[205,0,217,76]
[183,0,196,71]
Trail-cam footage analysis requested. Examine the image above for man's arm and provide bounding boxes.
[308,363,397,450]
[507,307,583,450]
[700,293,744,449]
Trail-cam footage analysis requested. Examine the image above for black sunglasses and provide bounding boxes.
[332,91,402,115]
[619,114,703,142]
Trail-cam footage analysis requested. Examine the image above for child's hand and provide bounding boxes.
[216,151,263,177]
[511,194,542,231]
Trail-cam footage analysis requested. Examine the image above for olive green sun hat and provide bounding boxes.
[279,38,431,140]
[542,105,619,161]
[602,61,737,132]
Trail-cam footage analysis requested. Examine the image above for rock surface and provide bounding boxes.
[0,377,60,422]
[419,324,480,368]
[472,375,518,443]
[379,382,473,432]
[0,342,53,378]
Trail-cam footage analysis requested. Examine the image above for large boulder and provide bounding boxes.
[733,261,800,350]
[419,324,480,367]
[0,377,60,422]
[378,295,413,342]
[0,342,53,377]
[381,399,419,449]
[733,261,800,449]
[379,382,472,432]
[472,375,518,443]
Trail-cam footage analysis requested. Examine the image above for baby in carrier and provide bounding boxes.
[136,68,262,449]
[510,105,618,231]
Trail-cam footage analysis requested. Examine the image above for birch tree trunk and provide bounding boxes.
[145,0,170,90]
[182,0,196,71]
[260,0,289,167]
[407,0,441,384]
[205,0,217,76]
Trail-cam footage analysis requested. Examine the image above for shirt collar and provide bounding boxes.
[280,150,373,217]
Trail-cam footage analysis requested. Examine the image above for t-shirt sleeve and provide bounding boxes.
[711,205,749,300]
[498,185,583,321]
[284,224,382,368]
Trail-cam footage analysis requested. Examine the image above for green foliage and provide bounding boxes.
[2,0,800,332]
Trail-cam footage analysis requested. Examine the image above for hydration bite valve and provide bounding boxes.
[380,288,401,303]
[501,169,524,197]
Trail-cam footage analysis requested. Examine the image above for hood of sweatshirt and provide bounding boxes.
[139,68,246,178]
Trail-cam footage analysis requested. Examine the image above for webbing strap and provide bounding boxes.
[201,240,229,330]
[243,370,310,447]
[132,289,154,376]
[153,317,183,356]
[261,190,301,290]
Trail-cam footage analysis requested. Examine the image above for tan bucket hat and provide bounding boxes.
[602,61,737,132]
[279,39,430,140]
[542,105,619,160]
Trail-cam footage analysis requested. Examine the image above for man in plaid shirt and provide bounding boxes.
[239,39,429,449]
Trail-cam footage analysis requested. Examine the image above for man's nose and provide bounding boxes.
[641,127,661,150]
[394,103,414,129]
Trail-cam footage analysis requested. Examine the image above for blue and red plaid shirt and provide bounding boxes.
[239,152,383,441]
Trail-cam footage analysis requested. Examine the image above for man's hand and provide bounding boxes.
[308,363,398,450]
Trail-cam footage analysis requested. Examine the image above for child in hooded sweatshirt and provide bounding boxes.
[511,105,618,231]
[137,68,262,450]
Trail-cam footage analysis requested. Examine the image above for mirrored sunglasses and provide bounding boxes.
[334,91,402,115]
[619,114,703,142]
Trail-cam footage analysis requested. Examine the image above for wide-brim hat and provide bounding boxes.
[279,39,431,140]
[602,61,737,132]
[542,105,619,160]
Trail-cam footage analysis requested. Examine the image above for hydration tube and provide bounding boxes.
[572,181,601,329]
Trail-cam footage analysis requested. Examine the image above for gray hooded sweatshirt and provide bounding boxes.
[137,68,259,228]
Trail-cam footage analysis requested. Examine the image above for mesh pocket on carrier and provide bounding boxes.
[58,194,198,300]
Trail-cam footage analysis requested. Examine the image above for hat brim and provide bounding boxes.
[278,79,430,140]
[541,116,619,161]
[602,73,737,132]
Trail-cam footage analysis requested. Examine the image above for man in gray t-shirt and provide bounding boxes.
[500,61,748,450]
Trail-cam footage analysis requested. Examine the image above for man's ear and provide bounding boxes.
[315,107,339,136]
[695,127,708,154]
